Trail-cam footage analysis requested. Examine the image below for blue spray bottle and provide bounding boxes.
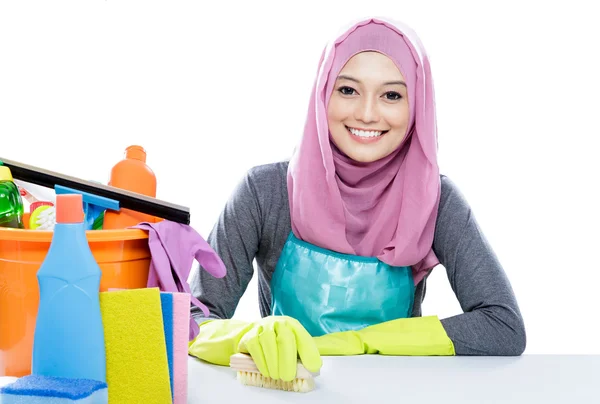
[31,193,106,382]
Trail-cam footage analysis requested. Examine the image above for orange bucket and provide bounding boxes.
[0,213,150,377]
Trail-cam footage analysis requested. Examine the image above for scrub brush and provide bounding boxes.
[29,204,56,230]
[229,353,318,393]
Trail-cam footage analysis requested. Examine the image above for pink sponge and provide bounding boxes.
[171,292,190,404]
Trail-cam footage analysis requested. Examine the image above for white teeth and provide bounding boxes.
[348,127,383,138]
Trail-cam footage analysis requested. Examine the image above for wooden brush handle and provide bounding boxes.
[229,353,318,379]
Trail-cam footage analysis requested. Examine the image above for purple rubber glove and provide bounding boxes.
[133,220,227,340]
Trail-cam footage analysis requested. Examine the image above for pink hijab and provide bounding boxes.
[287,17,441,284]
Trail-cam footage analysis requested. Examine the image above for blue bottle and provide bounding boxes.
[32,193,106,383]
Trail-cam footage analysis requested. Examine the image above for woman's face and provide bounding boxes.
[327,51,410,163]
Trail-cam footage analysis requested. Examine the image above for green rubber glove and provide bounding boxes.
[188,315,322,381]
[314,315,455,356]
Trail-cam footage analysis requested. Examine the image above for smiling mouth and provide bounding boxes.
[345,126,389,138]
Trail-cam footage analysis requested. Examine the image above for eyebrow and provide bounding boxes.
[337,74,407,87]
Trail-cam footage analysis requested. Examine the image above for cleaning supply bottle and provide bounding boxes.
[31,193,107,383]
[0,166,25,229]
[103,145,157,229]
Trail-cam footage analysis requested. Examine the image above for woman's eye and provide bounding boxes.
[338,86,356,95]
[384,91,402,100]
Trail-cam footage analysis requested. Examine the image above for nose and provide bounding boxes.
[354,96,380,124]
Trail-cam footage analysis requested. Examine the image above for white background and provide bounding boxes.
[1,1,598,354]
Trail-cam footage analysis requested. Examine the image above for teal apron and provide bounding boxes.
[270,232,415,337]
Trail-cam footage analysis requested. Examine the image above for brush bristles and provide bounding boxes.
[236,371,315,393]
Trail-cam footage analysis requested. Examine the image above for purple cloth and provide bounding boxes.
[133,220,226,340]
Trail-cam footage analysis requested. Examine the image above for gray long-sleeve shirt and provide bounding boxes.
[189,161,526,356]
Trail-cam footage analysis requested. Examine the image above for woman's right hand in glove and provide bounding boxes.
[188,315,322,382]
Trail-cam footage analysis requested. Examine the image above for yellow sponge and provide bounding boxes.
[99,287,172,403]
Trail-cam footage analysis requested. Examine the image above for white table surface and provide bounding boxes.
[187,354,600,403]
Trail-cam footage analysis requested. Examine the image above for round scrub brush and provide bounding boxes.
[29,203,56,230]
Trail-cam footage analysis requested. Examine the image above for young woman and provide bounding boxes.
[188,17,526,382]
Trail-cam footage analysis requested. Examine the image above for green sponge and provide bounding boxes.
[99,287,172,403]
